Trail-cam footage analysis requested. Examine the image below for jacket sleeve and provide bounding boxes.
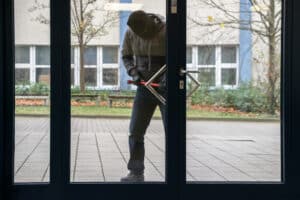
[121,29,135,76]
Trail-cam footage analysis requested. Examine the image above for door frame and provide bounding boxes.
[177,0,300,199]
[1,0,300,199]
[1,0,182,199]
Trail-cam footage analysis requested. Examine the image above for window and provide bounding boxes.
[198,46,215,65]
[196,45,238,87]
[36,68,50,84]
[84,46,97,65]
[103,47,118,64]
[222,68,236,85]
[222,46,236,63]
[71,68,74,86]
[36,46,50,65]
[186,46,192,64]
[71,47,75,64]
[15,68,30,84]
[85,68,97,86]
[198,68,216,87]
[15,46,30,64]
[102,68,118,86]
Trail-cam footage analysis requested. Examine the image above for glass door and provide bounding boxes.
[3,0,181,199]
[179,0,300,199]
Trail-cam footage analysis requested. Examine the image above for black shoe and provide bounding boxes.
[120,171,144,182]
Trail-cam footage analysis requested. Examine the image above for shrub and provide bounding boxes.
[232,83,268,113]
[29,83,50,95]
[15,83,50,95]
[190,83,272,113]
[15,85,30,95]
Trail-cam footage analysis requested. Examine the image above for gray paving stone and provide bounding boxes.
[15,117,281,183]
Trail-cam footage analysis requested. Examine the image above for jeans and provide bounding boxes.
[128,86,166,173]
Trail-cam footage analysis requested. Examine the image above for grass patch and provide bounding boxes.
[15,106,279,120]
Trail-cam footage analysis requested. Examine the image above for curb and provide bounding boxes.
[15,114,280,122]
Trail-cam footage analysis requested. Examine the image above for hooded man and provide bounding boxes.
[120,10,166,182]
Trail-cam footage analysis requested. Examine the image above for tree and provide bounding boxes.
[29,0,119,92]
[188,0,281,114]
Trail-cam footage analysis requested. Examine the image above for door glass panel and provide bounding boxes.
[70,0,166,182]
[187,0,282,182]
[14,0,50,183]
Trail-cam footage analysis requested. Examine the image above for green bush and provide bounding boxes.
[15,85,30,95]
[190,83,273,113]
[15,83,50,95]
[30,83,50,95]
[232,83,268,113]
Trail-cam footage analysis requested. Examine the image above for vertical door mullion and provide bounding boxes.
[166,0,185,193]
[176,0,187,189]
[3,0,15,199]
[50,0,70,193]
[0,0,5,198]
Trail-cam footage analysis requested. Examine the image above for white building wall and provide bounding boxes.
[187,0,240,45]
[15,0,50,45]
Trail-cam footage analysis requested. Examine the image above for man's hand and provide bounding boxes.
[129,68,141,85]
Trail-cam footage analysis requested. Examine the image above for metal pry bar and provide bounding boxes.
[144,64,167,105]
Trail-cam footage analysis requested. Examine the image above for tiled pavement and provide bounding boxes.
[14,117,281,183]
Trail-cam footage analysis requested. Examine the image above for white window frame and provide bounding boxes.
[220,45,239,89]
[34,46,51,84]
[196,45,217,88]
[70,46,76,87]
[83,46,98,90]
[195,45,239,89]
[15,45,32,85]
[100,46,120,90]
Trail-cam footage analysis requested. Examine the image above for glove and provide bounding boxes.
[129,68,141,85]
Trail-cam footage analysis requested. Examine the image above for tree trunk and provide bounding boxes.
[267,0,278,115]
[79,43,85,93]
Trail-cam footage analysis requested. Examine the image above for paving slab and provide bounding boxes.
[14,117,280,183]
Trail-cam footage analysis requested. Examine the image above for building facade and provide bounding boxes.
[15,0,277,90]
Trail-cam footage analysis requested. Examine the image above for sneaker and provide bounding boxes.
[120,171,144,182]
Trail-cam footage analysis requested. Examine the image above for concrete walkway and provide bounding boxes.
[14,117,281,182]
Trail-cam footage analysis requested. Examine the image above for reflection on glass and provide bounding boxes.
[103,68,118,85]
[221,46,236,63]
[15,46,30,64]
[14,0,50,183]
[70,0,166,182]
[187,0,281,182]
[15,69,30,85]
[221,68,236,85]
[198,68,215,87]
[198,46,215,65]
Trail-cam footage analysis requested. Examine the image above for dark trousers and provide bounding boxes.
[128,86,166,173]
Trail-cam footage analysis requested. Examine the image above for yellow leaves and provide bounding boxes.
[207,16,214,22]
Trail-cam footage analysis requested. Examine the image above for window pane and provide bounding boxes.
[198,46,215,65]
[222,46,236,63]
[85,68,97,86]
[198,68,215,87]
[15,46,30,63]
[187,0,281,182]
[71,1,166,183]
[36,46,50,65]
[36,68,50,84]
[15,68,30,85]
[14,0,50,183]
[103,68,118,85]
[103,47,118,63]
[71,68,74,86]
[84,47,97,65]
[222,68,236,85]
[71,47,75,64]
[186,47,192,64]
